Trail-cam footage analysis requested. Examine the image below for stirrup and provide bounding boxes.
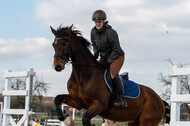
[114,98,127,107]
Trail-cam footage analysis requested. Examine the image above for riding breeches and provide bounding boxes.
[110,56,125,79]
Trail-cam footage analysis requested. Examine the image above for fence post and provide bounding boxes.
[2,70,12,126]
[170,65,181,123]
[0,102,3,126]
[25,68,34,126]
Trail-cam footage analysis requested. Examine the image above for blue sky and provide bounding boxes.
[1,1,45,39]
[1,0,190,97]
[0,0,51,69]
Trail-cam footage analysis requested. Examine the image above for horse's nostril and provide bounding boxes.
[55,65,62,71]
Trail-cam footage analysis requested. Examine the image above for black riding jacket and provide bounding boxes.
[91,23,124,64]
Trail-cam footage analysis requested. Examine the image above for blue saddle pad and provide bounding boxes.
[104,70,140,99]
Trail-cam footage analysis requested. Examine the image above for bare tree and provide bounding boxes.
[32,75,50,111]
[10,74,50,110]
[159,72,172,101]
[11,78,26,109]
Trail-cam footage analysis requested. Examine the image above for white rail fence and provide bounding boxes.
[170,65,190,126]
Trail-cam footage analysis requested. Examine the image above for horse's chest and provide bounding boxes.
[77,88,92,107]
[77,89,86,100]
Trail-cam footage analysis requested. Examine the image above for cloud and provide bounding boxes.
[0,37,52,61]
[34,0,96,35]
[33,0,190,79]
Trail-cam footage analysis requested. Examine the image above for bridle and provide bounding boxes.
[53,36,104,69]
[53,37,72,65]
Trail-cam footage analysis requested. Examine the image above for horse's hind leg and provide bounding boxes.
[82,100,105,126]
[139,110,164,126]
[139,118,160,126]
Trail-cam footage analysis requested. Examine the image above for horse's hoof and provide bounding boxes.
[91,124,95,126]
[63,116,74,126]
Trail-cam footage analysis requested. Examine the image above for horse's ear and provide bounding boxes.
[66,24,73,34]
[50,26,57,36]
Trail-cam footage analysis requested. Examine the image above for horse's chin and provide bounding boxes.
[56,69,63,72]
[57,68,65,72]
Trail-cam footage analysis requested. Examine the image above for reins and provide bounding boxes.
[68,61,104,69]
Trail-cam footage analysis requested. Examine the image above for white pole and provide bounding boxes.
[170,65,181,123]
[72,108,75,120]
[2,70,12,126]
[0,102,3,126]
[24,68,34,126]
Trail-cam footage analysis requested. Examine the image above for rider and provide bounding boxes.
[91,10,127,107]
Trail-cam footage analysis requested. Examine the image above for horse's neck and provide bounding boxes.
[71,53,97,83]
[70,39,101,81]
[71,49,99,73]
[74,51,96,64]
[70,39,99,67]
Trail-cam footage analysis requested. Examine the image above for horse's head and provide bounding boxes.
[50,25,73,72]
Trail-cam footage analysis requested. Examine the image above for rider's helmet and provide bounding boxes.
[92,10,107,21]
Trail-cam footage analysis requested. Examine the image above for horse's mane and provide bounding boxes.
[56,26,93,55]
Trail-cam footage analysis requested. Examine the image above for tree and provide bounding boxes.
[32,75,50,111]
[159,60,190,120]
[10,74,50,110]
[11,78,26,108]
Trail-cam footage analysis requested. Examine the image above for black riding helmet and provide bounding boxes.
[92,10,107,21]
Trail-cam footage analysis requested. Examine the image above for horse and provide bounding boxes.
[50,25,165,126]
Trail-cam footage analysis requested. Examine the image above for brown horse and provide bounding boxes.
[50,25,165,126]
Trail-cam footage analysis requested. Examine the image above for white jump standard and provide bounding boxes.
[2,68,35,126]
[170,65,190,126]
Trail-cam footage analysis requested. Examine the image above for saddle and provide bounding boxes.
[104,69,140,98]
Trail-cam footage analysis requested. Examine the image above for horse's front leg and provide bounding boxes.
[54,94,82,121]
[82,100,105,126]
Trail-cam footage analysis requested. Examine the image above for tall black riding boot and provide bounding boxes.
[113,74,127,107]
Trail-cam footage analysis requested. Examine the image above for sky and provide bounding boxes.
[0,0,190,97]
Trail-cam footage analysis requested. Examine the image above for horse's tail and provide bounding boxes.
[162,100,170,124]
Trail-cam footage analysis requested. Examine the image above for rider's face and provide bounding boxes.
[94,20,104,30]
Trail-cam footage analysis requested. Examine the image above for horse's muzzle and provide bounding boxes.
[54,64,65,72]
